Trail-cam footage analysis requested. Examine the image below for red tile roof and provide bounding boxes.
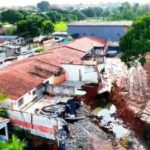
[66,36,106,52]
[0,36,105,100]
[0,59,60,100]
[0,46,85,100]
[33,46,85,66]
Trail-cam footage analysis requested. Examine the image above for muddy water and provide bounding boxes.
[91,96,147,149]
[97,104,129,139]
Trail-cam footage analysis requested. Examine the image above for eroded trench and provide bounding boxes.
[82,83,150,150]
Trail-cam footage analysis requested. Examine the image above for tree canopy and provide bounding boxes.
[1,10,25,24]
[16,14,54,38]
[47,11,62,23]
[37,1,50,12]
[42,20,54,34]
[120,13,150,66]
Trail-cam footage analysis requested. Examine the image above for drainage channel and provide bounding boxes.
[91,92,147,150]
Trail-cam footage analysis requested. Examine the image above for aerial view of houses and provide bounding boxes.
[0,0,150,150]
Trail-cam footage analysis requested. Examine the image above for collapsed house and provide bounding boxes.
[0,36,107,140]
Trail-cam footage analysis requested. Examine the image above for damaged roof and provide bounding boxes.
[0,59,60,100]
[0,36,105,100]
[0,46,86,100]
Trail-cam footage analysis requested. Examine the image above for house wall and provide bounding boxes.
[44,74,65,85]
[11,76,55,110]
[5,48,15,57]
[13,88,38,110]
[54,73,66,85]
[67,25,126,41]
[13,38,25,45]
[61,64,98,83]
[0,52,6,60]
[0,98,13,109]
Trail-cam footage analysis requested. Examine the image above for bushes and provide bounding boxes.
[35,48,44,53]
[0,135,26,150]
[0,89,7,102]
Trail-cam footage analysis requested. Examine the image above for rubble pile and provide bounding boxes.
[64,105,115,150]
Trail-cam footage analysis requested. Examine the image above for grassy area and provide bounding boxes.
[35,47,44,53]
[54,22,67,32]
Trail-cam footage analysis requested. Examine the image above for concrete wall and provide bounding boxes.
[46,84,75,96]
[67,25,126,41]
[7,109,56,140]
[62,64,98,83]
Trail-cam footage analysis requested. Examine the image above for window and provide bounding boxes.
[18,98,24,107]
[32,90,36,95]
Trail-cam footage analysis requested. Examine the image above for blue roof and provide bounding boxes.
[0,35,18,40]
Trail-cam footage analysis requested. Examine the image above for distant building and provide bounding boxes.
[68,21,132,41]
[0,35,25,46]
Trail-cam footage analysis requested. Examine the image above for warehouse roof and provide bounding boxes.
[68,20,132,27]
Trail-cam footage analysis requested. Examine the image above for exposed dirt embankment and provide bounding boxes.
[82,83,99,107]
[110,85,145,137]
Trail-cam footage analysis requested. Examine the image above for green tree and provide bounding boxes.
[102,9,110,20]
[47,11,62,23]
[0,135,26,150]
[120,13,150,66]
[62,15,72,22]
[16,19,41,38]
[0,108,7,117]
[82,7,96,18]
[37,1,50,12]
[42,20,54,34]
[1,10,25,24]
[71,10,86,20]
[4,25,16,35]
[94,7,103,18]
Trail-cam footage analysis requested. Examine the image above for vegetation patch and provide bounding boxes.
[35,47,44,53]
[0,135,26,150]
[54,22,67,32]
[120,13,150,66]
[0,107,7,117]
[0,90,7,102]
